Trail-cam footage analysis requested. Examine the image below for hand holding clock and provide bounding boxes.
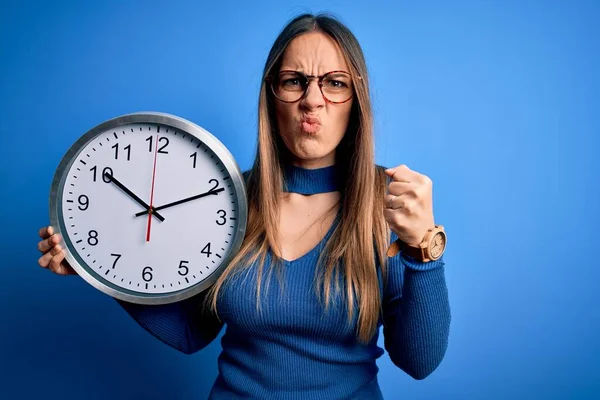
[37,226,75,276]
[36,169,162,275]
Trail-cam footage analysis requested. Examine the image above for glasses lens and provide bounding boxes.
[271,71,355,103]
[321,72,353,103]
[273,71,307,102]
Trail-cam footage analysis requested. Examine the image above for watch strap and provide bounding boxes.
[386,238,424,259]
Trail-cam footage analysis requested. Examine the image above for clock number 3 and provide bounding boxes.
[216,210,227,225]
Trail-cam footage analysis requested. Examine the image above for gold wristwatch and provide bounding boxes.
[386,225,447,262]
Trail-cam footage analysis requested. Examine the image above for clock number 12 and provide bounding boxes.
[146,136,169,154]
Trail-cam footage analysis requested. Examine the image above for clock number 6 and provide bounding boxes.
[142,266,153,282]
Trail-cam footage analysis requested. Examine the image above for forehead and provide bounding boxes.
[279,31,349,73]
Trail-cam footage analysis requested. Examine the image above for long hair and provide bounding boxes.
[205,13,389,344]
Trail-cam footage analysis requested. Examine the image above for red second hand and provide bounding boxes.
[146,134,159,242]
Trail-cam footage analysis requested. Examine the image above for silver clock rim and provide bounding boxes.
[49,111,248,305]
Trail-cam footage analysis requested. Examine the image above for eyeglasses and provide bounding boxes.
[267,70,357,104]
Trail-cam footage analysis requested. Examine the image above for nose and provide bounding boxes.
[300,79,325,109]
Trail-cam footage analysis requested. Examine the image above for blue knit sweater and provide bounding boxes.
[117,164,451,399]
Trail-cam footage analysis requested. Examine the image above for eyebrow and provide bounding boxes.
[278,69,350,76]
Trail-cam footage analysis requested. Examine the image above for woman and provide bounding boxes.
[37,13,451,399]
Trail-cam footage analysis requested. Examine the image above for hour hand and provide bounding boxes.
[134,188,224,217]
[104,172,165,221]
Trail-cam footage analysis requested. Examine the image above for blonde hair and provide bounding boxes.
[205,13,389,344]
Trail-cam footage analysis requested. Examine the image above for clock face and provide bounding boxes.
[49,113,247,305]
[430,232,446,259]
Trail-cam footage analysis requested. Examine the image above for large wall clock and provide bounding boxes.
[49,112,247,305]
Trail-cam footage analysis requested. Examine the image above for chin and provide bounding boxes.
[280,130,339,165]
[290,147,336,166]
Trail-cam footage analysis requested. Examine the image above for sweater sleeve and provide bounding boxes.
[115,290,224,355]
[381,231,451,379]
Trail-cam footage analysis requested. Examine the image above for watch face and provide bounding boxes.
[430,231,446,259]
[49,112,247,305]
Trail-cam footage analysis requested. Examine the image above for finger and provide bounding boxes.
[388,181,413,196]
[38,243,64,268]
[48,248,67,274]
[384,193,408,210]
[38,250,54,268]
[385,165,412,183]
[37,234,61,254]
[39,226,52,239]
[385,165,421,183]
[383,207,409,227]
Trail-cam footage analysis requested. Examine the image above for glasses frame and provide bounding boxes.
[266,70,360,104]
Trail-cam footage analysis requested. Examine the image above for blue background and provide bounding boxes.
[1,0,599,399]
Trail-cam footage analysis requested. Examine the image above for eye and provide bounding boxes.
[282,78,302,87]
[322,78,349,90]
[328,80,346,87]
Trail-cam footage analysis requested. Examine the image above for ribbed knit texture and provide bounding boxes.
[117,164,451,399]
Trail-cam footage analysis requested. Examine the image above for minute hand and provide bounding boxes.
[134,188,225,217]
[105,172,165,221]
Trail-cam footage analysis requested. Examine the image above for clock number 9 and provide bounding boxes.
[142,266,153,282]
[78,195,89,211]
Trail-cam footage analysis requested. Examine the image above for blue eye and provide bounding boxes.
[322,78,349,91]
[282,78,302,87]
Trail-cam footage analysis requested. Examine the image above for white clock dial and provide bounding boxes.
[49,113,247,305]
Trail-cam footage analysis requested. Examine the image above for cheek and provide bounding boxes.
[274,104,296,135]
[328,103,353,139]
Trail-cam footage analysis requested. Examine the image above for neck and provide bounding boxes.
[282,163,341,195]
